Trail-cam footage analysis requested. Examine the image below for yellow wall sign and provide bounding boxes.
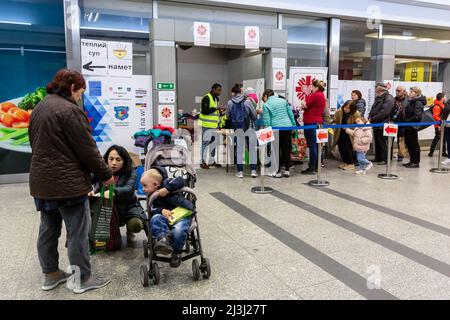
[404,62,432,82]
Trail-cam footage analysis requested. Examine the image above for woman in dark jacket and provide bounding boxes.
[403,87,426,168]
[441,100,450,166]
[93,145,146,244]
[351,90,367,117]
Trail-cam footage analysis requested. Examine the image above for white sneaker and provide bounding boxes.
[251,170,258,178]
[442,159,450,166]
[365,162,373,171]
[284,171,290,178]
[270,172,282,178]
[236,172,244,178]
[355,169,366,175]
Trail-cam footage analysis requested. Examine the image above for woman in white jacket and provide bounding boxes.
[345,117,373,174]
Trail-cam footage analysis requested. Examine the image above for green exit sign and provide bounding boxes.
[157,82,175,90]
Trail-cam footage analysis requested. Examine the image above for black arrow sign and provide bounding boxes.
[83,61,106,72]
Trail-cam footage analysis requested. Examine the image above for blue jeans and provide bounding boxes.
[304,125,318,170]
[201,127,216,164]
[235,135,257,172]
[150,214,192,253]
[356,151,371,170]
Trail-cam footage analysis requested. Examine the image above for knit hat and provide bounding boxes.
[244,87,258,104]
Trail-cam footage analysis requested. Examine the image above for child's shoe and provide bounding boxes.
[170,252,182,268]
[365,162,373,171]
[154,236,173,255]
[355,169,366,175]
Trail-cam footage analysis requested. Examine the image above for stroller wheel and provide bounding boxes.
[192,259,201,281]
[201,258,211,279]
[140,264,149,287]
[151,263,160,285]
[143,239,149,258]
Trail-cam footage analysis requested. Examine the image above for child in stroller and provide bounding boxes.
[138,134,210,286]
[140,166,194,268]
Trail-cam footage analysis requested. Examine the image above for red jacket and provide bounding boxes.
[304,91,326,124]
[433,99,445,128]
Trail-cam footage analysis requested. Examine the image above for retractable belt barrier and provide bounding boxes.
[248,120,450,191]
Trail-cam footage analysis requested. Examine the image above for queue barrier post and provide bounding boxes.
[309,124,330,187]
[251,131,274,194]
[378,123,399,180]
[430,120,450,174]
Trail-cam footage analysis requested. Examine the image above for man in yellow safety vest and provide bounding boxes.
[200,83,222,169]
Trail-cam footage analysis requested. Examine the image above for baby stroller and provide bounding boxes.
[139,137,211,286]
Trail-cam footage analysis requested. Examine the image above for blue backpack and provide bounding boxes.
[230,100,248,130]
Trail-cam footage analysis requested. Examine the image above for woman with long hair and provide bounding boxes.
[92,145,146,243]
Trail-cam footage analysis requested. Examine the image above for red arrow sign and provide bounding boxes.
[259,131,273,141]
[317,132,328,140]
[385,126,398,135]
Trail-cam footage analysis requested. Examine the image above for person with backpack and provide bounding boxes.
[226,83,257,178]
[262,89,296,178]
[428,93,448,157]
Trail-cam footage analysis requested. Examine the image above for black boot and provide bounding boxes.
[170,252,182,268]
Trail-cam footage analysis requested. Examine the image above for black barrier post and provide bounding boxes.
[378,125,399,180]
[251,135,274,194]
[430,120,450,174]
[309,124,330,187]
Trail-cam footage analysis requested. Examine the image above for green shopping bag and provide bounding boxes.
[89,184,121,252]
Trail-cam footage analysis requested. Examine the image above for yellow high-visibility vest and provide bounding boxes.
[199,93,220,129]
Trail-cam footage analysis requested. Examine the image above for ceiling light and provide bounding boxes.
[287,41,327,46]
[365,32,417,40]
[80,26,149,34]
[383,35,417,40]
[415,38,433,41]
[93,13,100,22]
[0,20,32,26]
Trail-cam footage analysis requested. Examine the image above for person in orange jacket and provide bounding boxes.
[429,93,447,157]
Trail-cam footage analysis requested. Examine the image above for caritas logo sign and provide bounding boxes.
[197,24,207,36]
[248,28,257,39]
[296,75,317,102]
[161,106,172,118]
[275,70,284,81]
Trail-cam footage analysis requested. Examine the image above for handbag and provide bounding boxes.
[89,184,122,252]
[413,109,434,131]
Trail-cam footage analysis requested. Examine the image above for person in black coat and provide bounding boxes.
[441,100,450,166]
[92,145,146,244]
[368,83,395,164]
[403,87,426,168]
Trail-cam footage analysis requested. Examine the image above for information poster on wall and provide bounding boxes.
[273,69,286,91]
[194,22,210,47]
[288,67,328,109]
[245,26,260,49]
[336,79,443,140]
[158,105,175,127]
[336,80,376,118]
[81,39,133,77]
[83,75,152,155]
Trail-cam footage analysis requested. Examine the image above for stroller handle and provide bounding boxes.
[147,187,197,209]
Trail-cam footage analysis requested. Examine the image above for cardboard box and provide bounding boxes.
[129,152,142,168]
